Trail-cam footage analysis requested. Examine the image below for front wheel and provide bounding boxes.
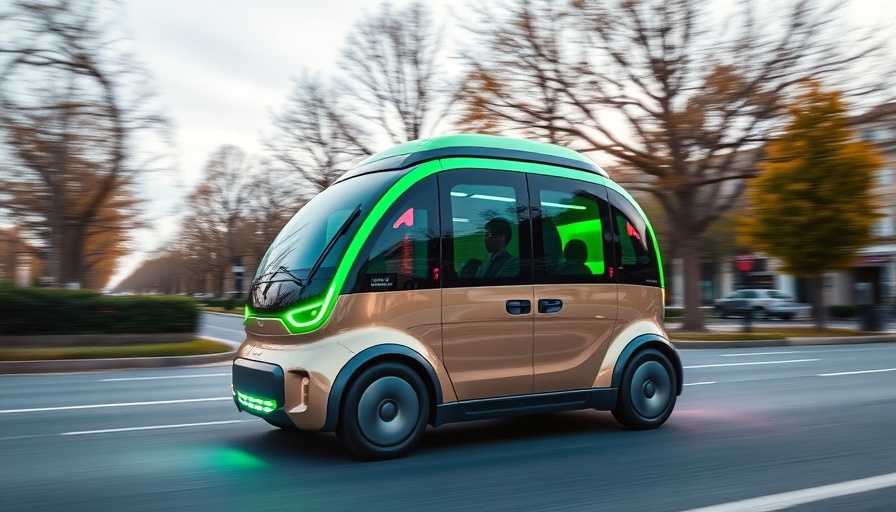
[612,349,677,430]
[337,362,430,461]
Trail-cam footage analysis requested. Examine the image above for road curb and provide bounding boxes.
[672,334,896,349]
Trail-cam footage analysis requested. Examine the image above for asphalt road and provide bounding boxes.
[1,343,894,511]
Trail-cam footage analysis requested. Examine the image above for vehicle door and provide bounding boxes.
[528,174,618,393]
[438,168,534,400]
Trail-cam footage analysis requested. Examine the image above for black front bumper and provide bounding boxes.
[232,358,292,426]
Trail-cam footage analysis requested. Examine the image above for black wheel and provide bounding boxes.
[264,417,298,430]
[612,349,677,430]
[337,362,430,460]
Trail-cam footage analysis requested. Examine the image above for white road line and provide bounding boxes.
[684,359,820,369]
[719,351,803,357]
[0,397,232,414]
[61,420,254,436]
[681,472,896,512]
[684,382,716,386]
[101,373,230,382]
[818,368,896,377]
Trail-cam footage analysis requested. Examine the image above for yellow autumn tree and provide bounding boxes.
[740,82,882,329]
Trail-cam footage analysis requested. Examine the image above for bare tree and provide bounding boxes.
[242,158,307,276]
[339,1,453,143]
[262,1,454,198]
[173,146,255,295]
[263,73,372,197]
[0,0,167,289]
[457,0,894,330]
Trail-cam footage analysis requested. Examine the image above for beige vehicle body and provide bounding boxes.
[232,135,682,459]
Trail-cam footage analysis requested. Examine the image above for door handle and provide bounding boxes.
[538,299,563,314]
[506,300,531,315]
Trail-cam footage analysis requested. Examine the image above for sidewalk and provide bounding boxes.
[667,317,896,349]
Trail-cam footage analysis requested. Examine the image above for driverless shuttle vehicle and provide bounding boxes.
[232,134,682,460]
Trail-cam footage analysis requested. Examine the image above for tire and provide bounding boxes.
[337,362,430,461]
[264,417,298,430]
[612,349,677,430]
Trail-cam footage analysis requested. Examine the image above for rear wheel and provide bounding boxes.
[337,362,429,461]
[613,349,677,430]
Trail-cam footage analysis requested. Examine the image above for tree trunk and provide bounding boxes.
[671,188,707,332]
[678,234,707,331]
[813,273,827,330]
[59,221,85,288]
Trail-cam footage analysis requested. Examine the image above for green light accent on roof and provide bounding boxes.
[358,134,600,171]
[440,157,664,288]
[236,391,277,414]
[247,145,664,334]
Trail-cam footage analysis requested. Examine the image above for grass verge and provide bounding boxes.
[0,339,233,361]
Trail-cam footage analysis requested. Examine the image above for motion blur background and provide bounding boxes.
[1,0,895,332]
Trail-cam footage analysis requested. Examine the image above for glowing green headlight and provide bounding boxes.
[236,391,277,414]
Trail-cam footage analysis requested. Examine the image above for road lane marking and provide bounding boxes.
[818,368,896,377]
[0,397,231,414]
[681,472,896,512]
[61,420,254,436]
[684,382,716,386]
[719,351,803,357]
[101,373,230,382]
[684,359,820,369]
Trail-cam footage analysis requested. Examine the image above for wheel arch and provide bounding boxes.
[323,344,442,431]
[611,334,683,396]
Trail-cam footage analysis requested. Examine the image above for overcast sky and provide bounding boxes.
[113,0,455,287]
[109,0,894,287]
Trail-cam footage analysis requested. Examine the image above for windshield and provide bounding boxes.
[255,170,400,281]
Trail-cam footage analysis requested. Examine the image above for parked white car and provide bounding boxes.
[713,289,810,320]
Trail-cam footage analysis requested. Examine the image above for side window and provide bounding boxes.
[608,189,661,287]
[348,176,440,293]
[439,169,531,288]
[528,174,613,284]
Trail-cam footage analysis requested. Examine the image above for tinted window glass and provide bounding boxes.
[348,176,440,293]
[255,171,400,280]
[608,189,661,287]
[439,170,531,287]
[528,174,613,284]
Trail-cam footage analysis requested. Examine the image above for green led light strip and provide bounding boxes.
[246,159,443,335]
[236,391,277,414]
[246,152,665,334]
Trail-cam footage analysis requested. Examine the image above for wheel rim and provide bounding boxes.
[356,376,420,447]
[629,361,672,419]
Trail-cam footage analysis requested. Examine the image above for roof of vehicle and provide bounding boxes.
[335,134,608,183]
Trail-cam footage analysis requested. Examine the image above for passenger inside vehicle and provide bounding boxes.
[559,239,591,275]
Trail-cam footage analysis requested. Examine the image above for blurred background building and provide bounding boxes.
[670,102,896,309]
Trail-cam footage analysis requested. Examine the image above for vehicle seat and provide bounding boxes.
[559,239,591,275]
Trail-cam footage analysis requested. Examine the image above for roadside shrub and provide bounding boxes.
[664,307,684,318]
[827,305,856,319]
[0,284,199,335]
[201,298,247,311]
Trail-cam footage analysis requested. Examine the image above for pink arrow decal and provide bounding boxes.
[393,208,415,228]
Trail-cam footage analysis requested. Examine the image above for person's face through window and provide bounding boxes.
[484,228,505,254]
